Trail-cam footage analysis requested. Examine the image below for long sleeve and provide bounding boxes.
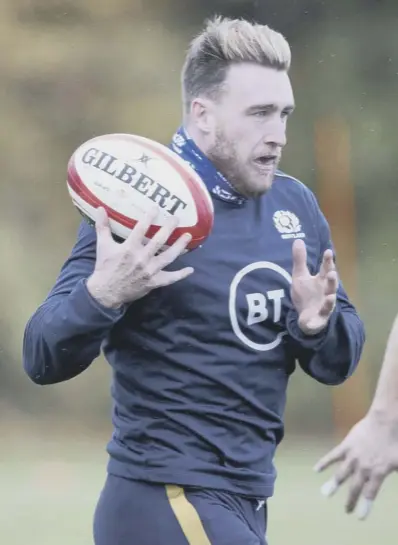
[23,221,127,385]
[285,198,365,386]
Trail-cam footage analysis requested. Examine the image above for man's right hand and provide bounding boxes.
[86,207,194,309]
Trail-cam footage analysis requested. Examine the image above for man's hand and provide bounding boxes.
[314,413,398,520]
[86,207,194,309]
[291,239,338,335]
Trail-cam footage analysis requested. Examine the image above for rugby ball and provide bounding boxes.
[66,133,214,250]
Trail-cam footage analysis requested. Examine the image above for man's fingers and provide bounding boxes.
[150,233,193,273]
[345,470,368,513]
[292,239,309,277]
[126,206,160,247]
[334,457,356,486]
[152,266,194,288]
[356,498,374,521]
[315,443,351,501]
[319,249,335,279]
[148,232,194,286]
[355,470,387,520]
[314,443,347,473]
[94,207,113,244]
[319,293,336,318]
[320,476,340,498]
[143,215,179,258]
[320,457,355,498]
[325,270,339,296]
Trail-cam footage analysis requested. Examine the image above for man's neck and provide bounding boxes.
[182,122,211,158]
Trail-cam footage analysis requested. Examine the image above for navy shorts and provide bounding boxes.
[93,474,268,545]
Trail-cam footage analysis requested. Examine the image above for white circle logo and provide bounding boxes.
[229,261,292,352]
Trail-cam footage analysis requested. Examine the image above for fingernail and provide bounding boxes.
[356,499,373,520]
[321,478,338,497]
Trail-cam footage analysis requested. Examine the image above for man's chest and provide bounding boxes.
[136,202,321,353]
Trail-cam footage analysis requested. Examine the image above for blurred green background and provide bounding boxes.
[1,0,398,543]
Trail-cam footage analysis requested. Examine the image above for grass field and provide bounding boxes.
[1,432,397,545]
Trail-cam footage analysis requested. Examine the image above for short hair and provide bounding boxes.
[181,15,291,115]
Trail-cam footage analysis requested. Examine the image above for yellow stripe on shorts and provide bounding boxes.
[165,485,212,545]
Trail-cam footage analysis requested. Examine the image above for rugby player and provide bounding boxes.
[23,16,365,545]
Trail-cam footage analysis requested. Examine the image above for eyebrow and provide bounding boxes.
[246,103,296,114]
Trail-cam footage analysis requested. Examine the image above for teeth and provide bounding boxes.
[257,157,273,164]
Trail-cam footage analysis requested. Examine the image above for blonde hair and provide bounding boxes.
[181,15,291,114]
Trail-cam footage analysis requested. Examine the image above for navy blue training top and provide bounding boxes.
[23,169,365,499]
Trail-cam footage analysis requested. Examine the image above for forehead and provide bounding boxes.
[222,63,294,109]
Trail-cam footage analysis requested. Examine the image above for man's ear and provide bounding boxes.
[190,97,215,134]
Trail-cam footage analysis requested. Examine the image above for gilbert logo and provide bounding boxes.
[81,147,188,215]
[273,210,305,239]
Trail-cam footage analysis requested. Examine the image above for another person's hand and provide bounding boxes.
[314,412,398,519]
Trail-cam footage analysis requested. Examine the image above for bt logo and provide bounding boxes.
[229,262,292,352]
[246,289,285,326]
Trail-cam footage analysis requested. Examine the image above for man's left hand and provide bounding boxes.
[291,239,338,336]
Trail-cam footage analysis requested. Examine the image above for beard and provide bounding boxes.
[206,128,277,199]
[206,129,252,197]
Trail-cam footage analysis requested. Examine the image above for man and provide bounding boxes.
[23,15,365,545]
[315,313,398,521]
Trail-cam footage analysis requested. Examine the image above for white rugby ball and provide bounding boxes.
[66,133,214,250]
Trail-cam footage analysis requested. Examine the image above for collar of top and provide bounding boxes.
[169,126,247,206]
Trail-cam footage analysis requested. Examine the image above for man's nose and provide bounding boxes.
[265,120,287,148]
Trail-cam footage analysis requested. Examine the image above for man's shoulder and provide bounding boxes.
[273,169,318,207]
[274,169,311,192]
